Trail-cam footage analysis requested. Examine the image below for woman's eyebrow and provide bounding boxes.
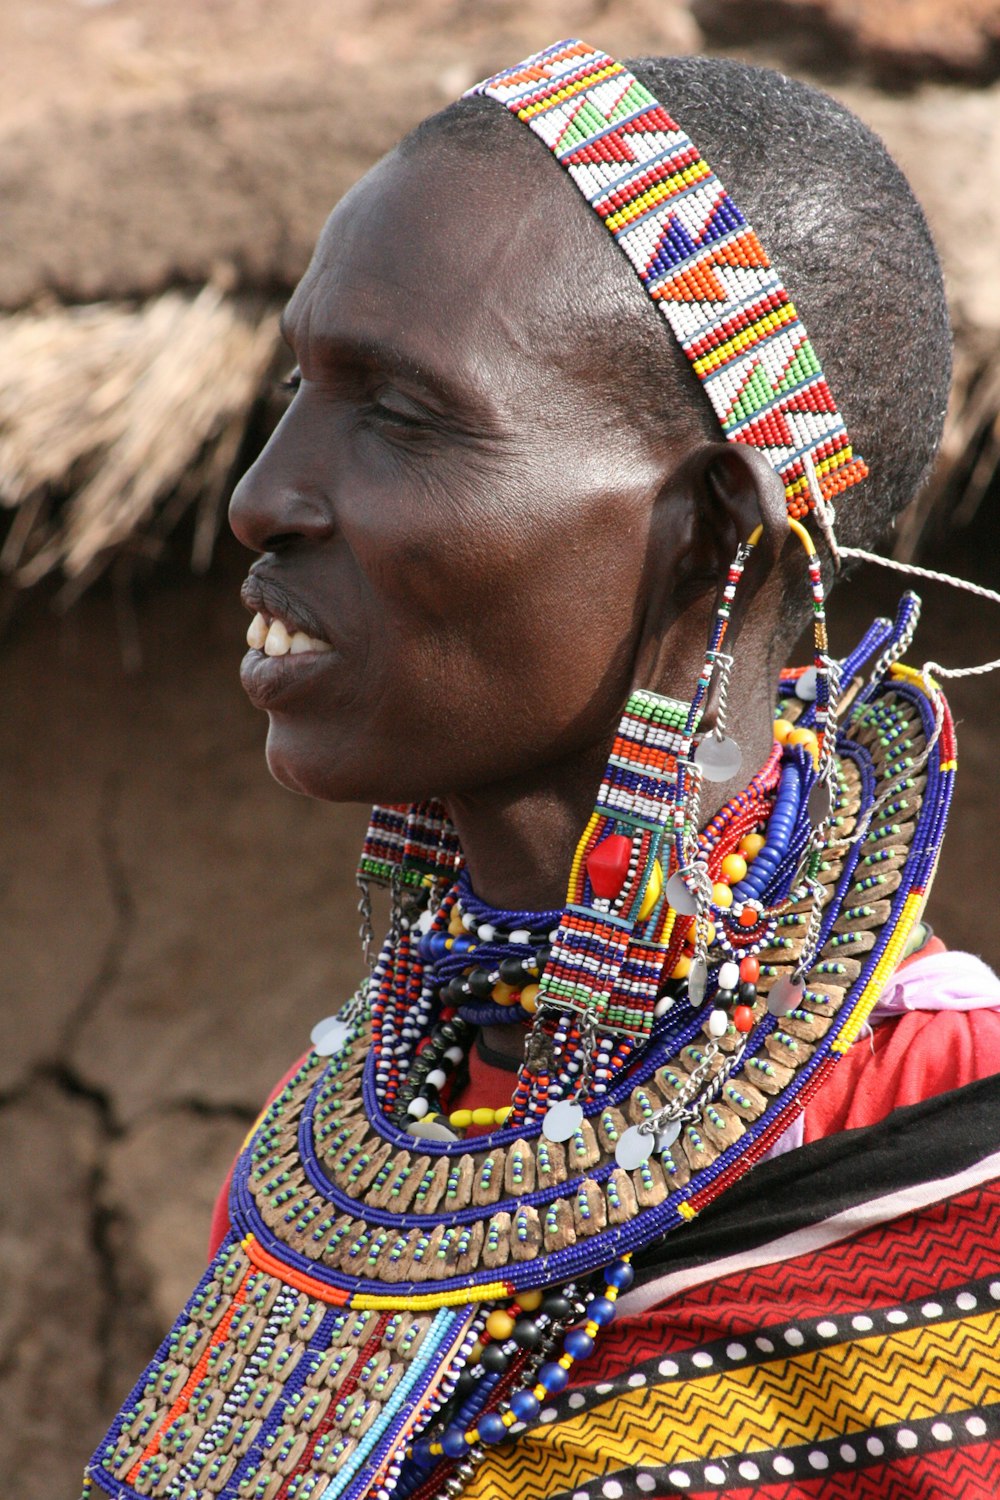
[280,317,484,412]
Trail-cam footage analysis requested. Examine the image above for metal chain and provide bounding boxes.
[638,1035,748,1140]
[569,1009,599,1104]
[356,876,375,973]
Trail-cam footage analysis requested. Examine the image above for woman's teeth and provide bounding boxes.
[246,612,332,657]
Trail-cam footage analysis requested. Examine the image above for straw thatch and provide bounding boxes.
[0,287,996,599]
[0,287,279,603]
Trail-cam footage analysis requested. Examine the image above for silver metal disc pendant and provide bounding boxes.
[655,1119,682,1153]
[795,665,819,701]
[665,871,698,916]
[542,1100,584,1142]
[310,1016,351,1056]
[807,779,833,824]
[615,1123,654,1170]
[767,975,805,1017]
[694,734,743,783]
[406,1117,460,1142]
[688,955,709,1007]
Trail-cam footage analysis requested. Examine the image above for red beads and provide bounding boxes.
[586,834,633,899]
[733,1005,755,1033]
[739,955,760,985]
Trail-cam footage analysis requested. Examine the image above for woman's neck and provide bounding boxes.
[443,681,780,1063]
[443,683,779,912]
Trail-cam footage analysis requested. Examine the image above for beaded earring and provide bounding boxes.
[509,531,775,1142]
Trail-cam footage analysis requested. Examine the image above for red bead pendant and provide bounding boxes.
[587,833,633,899]
[733,1004,755,1033]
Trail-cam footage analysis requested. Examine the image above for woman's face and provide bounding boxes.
[229,140,674,804]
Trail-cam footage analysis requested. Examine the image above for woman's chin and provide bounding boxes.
[262,723,423,806]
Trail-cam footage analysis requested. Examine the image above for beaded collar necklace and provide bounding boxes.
[84,609,955,1500]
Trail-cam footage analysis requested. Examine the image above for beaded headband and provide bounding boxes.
[467,39,868,520]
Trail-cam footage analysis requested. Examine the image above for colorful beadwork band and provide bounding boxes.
[468,40,868,518]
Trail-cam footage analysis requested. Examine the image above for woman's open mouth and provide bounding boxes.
[240,606,337,709]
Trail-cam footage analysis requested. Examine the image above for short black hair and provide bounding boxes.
[404,56,951,610]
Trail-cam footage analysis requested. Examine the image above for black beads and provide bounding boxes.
[467,968,496,1000]
[499,956,528,986]
[512,1318,541,1350]
[480,1342,508,1374]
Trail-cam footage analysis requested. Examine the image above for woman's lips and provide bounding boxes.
[240,610,337,709]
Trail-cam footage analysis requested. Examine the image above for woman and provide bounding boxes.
[82,42,1000,1500]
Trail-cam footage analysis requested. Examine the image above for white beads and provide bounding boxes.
[718,961,740,991]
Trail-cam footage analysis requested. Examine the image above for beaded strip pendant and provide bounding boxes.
[360,800,463,889]
[537,690,689,1039]
[468,40,868,518]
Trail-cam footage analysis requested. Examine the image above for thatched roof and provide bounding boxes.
[0,288,278,602]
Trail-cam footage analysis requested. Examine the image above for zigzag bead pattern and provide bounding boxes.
[469,40,868,518]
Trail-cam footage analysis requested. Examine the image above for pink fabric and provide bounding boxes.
[869,948,1000,1021]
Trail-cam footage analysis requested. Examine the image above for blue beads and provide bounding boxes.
[418,931,450,961]
[441,1427,469,1459]
[564,1328,594,1360]
[585,1297,616,1327]
[605,1260,635,1291]
[509,1389,540,1421]
[538,1361,569,1393]
[477,1412,507,1445]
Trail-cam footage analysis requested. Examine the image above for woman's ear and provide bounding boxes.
[633,441,789,699]
[701,442,789,567]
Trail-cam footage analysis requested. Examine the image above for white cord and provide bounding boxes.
[837,545,1000,679]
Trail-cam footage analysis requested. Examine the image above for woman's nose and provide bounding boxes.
[229,415,335,554]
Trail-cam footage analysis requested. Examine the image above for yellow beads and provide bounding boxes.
[712,882,734,909]
[636,858,664,921]
[447,1103,512,1131]
[486,1309,515,1340]
[740,832,765,858]
[788,725,820,765]
[775,714,819,764]
[721,852,748,883]
[520,983,540,1015]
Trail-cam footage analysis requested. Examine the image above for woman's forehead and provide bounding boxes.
[283,140,606,398]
